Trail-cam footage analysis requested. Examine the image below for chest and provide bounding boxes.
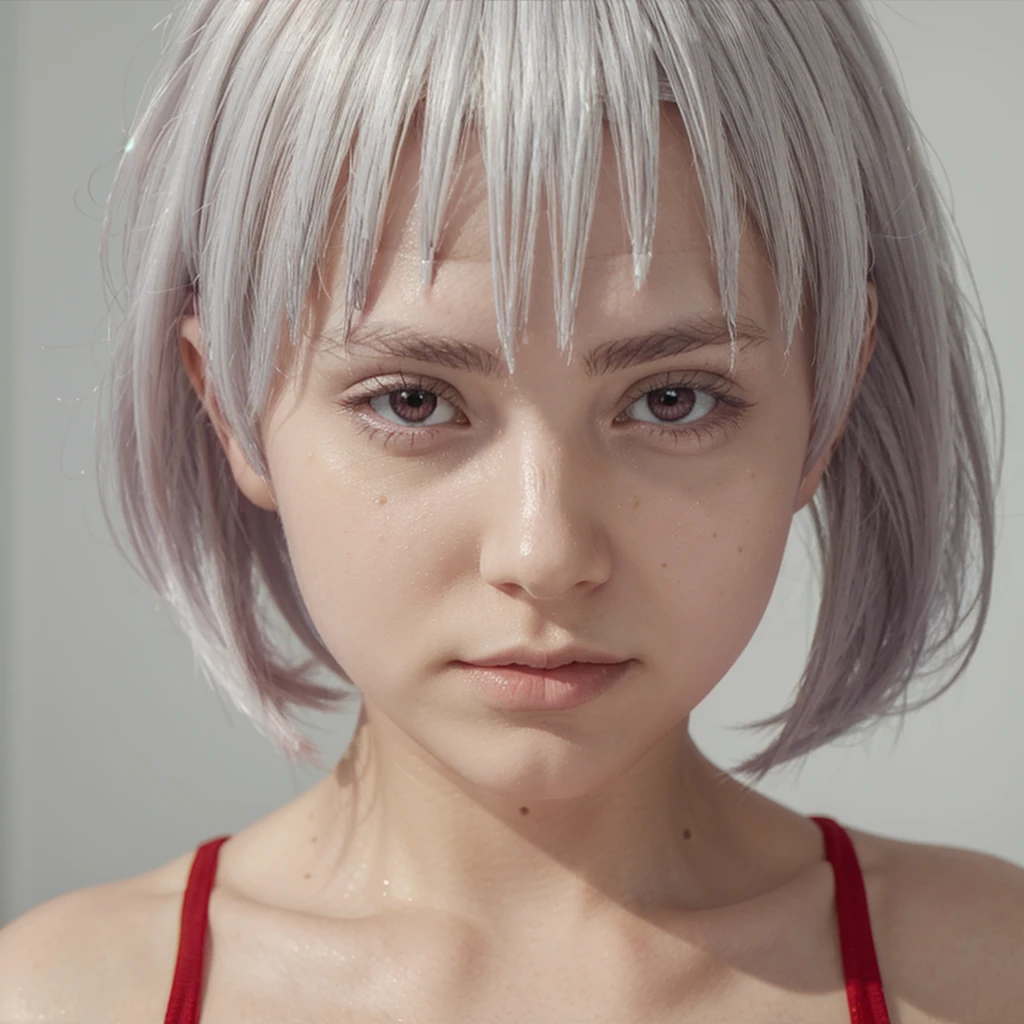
[169,949,874,1024]
[191,966,869,1024]
[146,884,885,1024]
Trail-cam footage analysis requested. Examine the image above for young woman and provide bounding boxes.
[2,1,1020,1021]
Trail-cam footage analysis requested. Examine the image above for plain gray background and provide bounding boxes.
[1,0,1021,927]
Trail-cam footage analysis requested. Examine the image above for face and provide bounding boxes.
[181,107,853,801]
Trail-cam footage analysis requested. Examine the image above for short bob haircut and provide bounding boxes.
[96,0,1004,785]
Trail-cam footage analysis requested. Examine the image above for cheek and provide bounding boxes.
[271,457,483,705]
[268,397,806,704]
[639,467,798,683]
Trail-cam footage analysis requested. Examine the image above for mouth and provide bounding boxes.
[456,660,632,711]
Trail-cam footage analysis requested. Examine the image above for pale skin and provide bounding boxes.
[182,112,873,936]
[8,111,1024,1024]
[182,111,878,1012]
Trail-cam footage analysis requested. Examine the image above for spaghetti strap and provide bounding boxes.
[811,816,893,1024]
[163,835,232,1024]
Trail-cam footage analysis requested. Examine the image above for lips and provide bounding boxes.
[467,647,628,670]
[458,660,632,711]
[492,663,614,677]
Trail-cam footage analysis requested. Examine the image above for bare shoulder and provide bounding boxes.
[857,828,1024,1024]
[0,853,195,1024]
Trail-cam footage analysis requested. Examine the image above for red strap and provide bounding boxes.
[811,816,893,1024]
[163,835,232,1024]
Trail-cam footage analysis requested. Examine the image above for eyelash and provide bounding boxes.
[336,371,752,451]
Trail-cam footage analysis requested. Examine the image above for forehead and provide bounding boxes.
[309,104,781,355]
[368,103,766,274]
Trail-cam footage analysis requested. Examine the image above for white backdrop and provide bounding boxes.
[1,0,1021,926]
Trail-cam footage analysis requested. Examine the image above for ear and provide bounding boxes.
[178,310,279,512]
[794,280,878,512]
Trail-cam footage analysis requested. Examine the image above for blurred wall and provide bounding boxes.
[2,0,1022,925]
[0,0,19,928]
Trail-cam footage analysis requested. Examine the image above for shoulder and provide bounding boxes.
[859,828,1024,1024]
[0,853,195,1024]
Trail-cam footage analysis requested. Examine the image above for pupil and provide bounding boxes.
[652,387,695,419]
[392,389,435,422]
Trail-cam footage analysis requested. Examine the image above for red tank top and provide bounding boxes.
[162,815,892,1024]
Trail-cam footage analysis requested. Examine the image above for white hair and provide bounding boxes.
[96,0,1003,783]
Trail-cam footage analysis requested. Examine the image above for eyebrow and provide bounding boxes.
[316,314,770,379]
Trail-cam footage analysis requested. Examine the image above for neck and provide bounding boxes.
[303,702,818,937]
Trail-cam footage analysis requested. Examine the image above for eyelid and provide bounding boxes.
[337,368,753,453]
[349,371,464,410]
[345,365,742,405]
[619,368,741,404]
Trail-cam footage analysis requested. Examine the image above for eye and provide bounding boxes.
[336,370,752,450]
[613,370,751,445]
[362,377,463,429]
[618,383,717,429]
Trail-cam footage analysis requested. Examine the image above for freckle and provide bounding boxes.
[303,872,312,880]
[712,532,718,539]
[633,498,641,509]
[519,806,530,815]
[378,495,387,506]
[311,836,318,843]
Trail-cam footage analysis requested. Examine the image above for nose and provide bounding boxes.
[477,429,613,601]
